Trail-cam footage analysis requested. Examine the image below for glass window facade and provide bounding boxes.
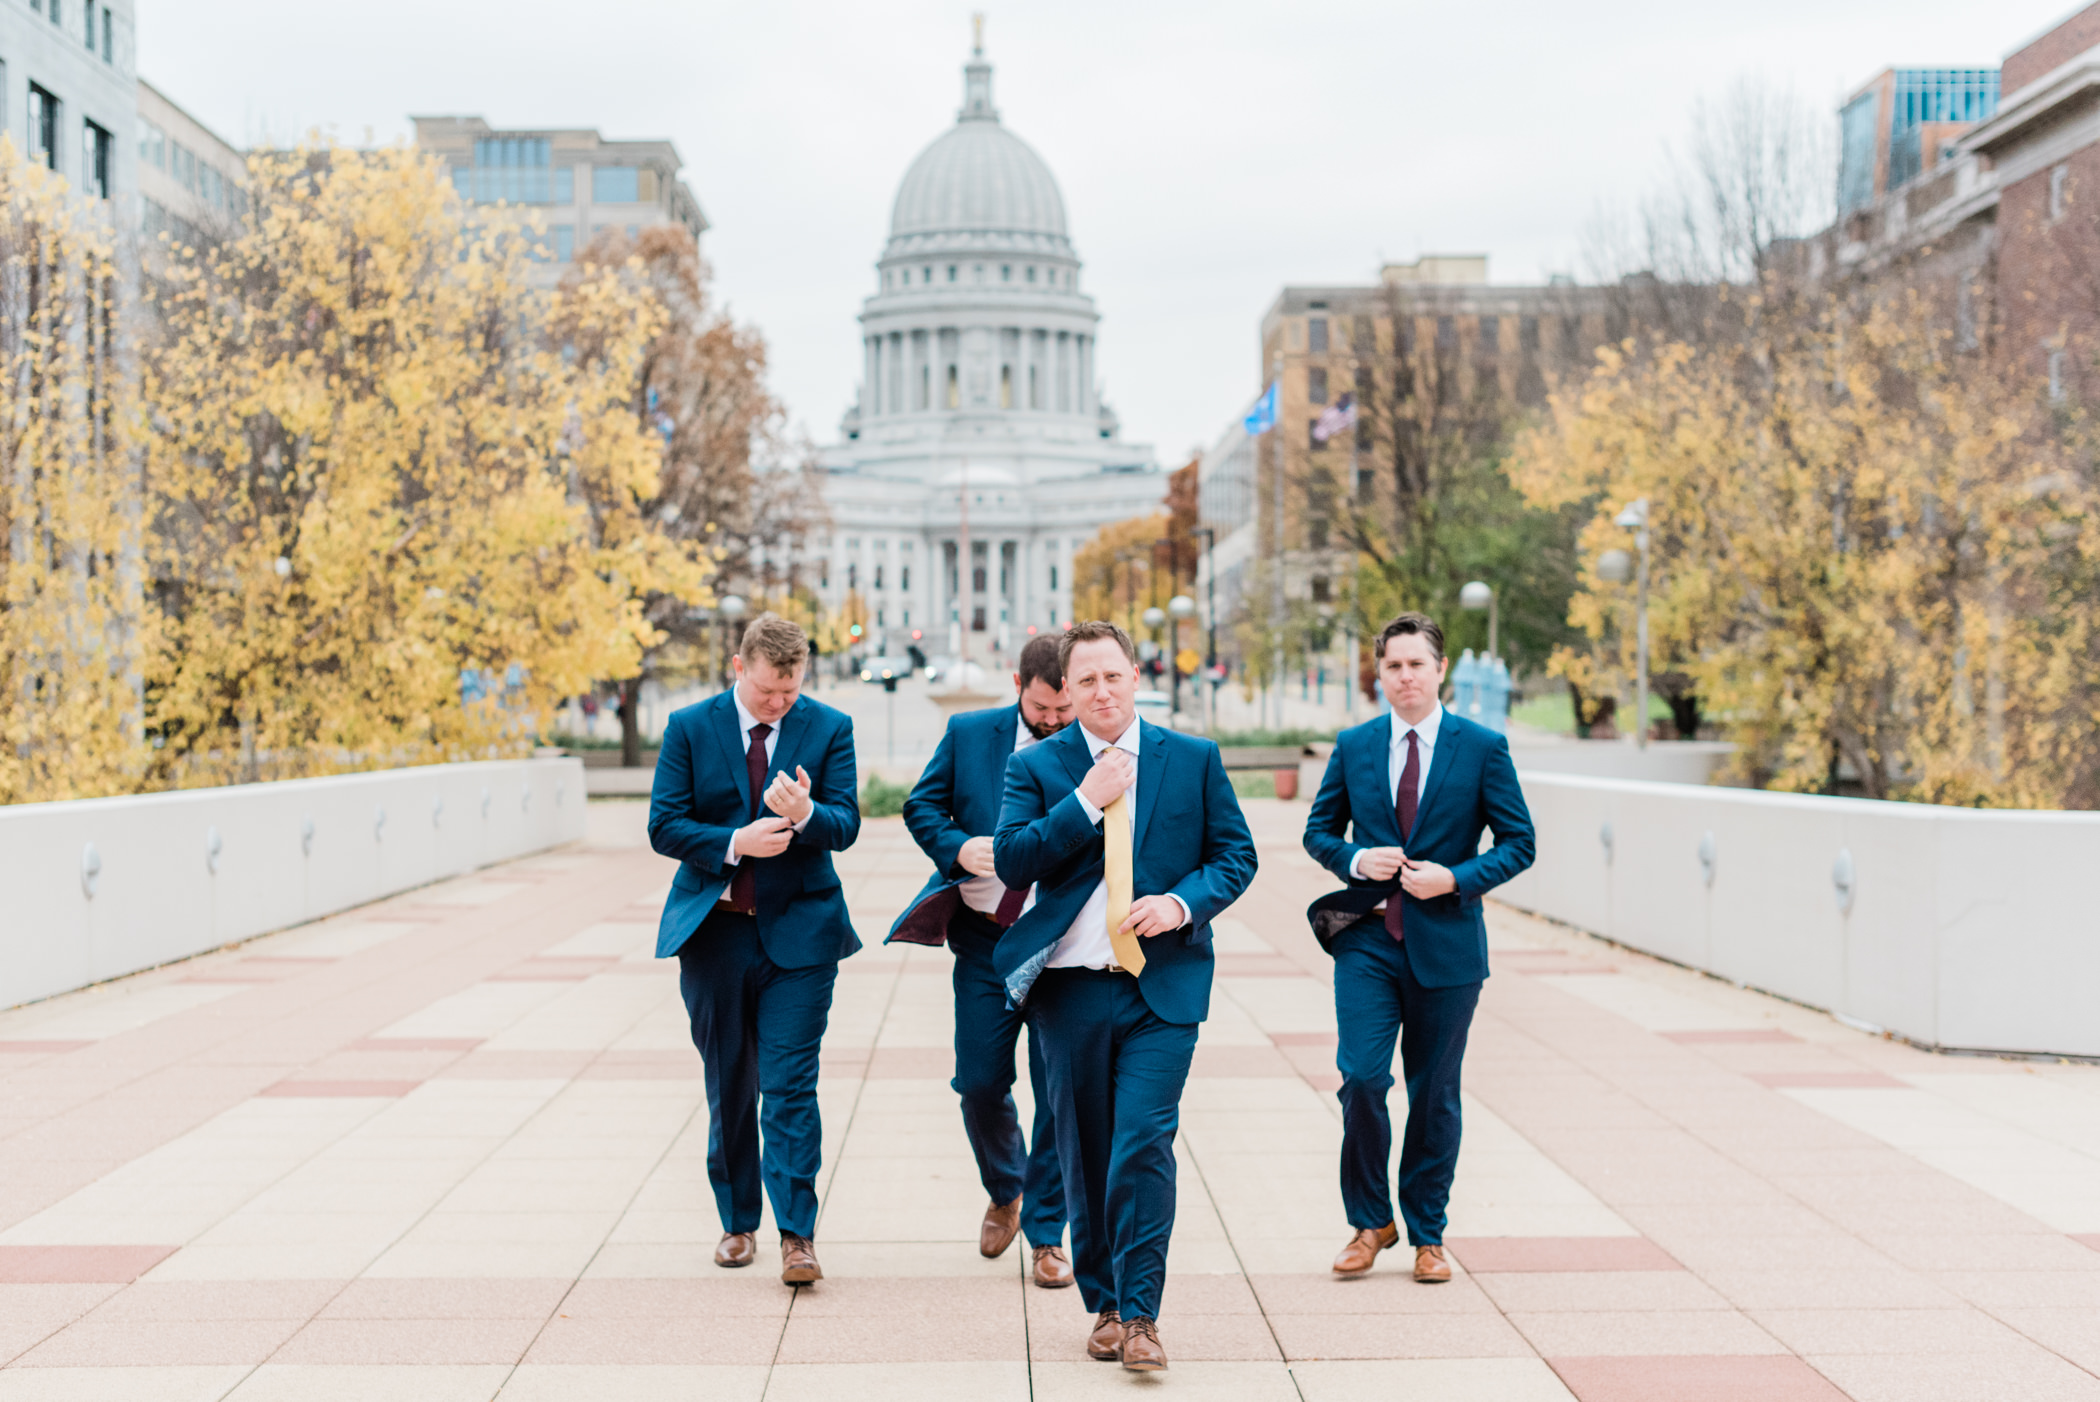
[83,119,109,198]
[29,86,57,170]
[591,166,640,203]
[457,138,573,204]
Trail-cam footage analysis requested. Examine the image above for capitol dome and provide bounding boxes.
[882,38,1074,261]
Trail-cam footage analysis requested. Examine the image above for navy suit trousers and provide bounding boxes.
[1332,918,1481,1245]
[949,911,1066,1248]
[678,910,838,1239]
[1031,968,1197,1321]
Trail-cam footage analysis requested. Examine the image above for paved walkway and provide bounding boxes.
[2,801,2099,1401]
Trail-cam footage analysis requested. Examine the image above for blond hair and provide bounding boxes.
[738,612,809,673]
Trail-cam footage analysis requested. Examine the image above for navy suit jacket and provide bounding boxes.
[647,690,862,966]
[992,719,1257,1025]
[888,703,1022,947]
[1302,708,1534,987]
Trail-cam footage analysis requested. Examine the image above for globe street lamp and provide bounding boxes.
[1168,593,1197,720]
[1597,497,1650,748]
[1459,580,1497,662]
[718,593,747,691]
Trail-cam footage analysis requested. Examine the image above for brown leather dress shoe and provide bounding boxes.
[1333,1221,1399,1276]
[714,1232,756,1268]
[1086,1308,1123,1361]
[1031,1244,1074,1288]
[1414,1243,1452,1282]
[1121,1316,1167,1371]
[780,1233,823,1284]
[980,1195,1022,1259]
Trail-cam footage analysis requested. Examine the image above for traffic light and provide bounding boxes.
[848,624,863,640]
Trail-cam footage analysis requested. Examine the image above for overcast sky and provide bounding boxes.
[142,0,2070,466]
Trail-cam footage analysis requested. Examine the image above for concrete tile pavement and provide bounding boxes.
[0,798,2096,1398]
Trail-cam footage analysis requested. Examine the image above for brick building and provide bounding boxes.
[1813,1,2100,402]
[1198,256,1617,692]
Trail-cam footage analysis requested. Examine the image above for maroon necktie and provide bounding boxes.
[728,722,772,913]
[993,885,1028,928]
[1386,729,1420,942]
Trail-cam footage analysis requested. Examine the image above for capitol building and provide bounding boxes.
[811,32,1162,663]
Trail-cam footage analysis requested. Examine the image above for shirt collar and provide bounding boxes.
[732,685,766,735]
[1081,713,1142,757]
[1393,704,1443,749]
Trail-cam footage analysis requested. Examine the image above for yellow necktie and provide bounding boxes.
[1103,792,1144,975]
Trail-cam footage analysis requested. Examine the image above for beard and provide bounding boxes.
[1022,712,1069,741]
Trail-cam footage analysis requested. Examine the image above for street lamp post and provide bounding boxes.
[1597,498,1650,748]
[1168,593,1197,720]
[1459,580,1497,662]
[717,594,747,691]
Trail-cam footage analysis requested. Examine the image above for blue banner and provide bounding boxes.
[1243,380,1278,435]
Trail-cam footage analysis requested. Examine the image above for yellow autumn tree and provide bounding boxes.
[141,142,679,783]
[1513,290,2100,806]
[0,138,149,802]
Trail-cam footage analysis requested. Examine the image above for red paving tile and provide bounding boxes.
[1450,1237,1683,1273]
[1749,1072,1908,1089]
[1662,1030,1802,1045]
[271,1316,545,1365]
[437,1051,594,1079]
[0,1246,178,1284]
[318,1278,571,1320]
[1190,1044,1298,1077]
[1548,1354,1851,1401]
[256,1079,422,1098]
[18,1315,304,1366]
[0,1041,97,1054]
[2073,1235,2100,1255]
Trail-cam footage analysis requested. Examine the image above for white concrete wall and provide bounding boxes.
[1499,775,2100,1059]
[2,758,587,1011]
[1512,740,1735,786]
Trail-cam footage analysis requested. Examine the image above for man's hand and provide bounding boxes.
[764,765,814,825]
[1078,746,1135,811]
[1356,846,1407,882]
[1119,894,1186,940]
[734,815,793,860]
[1399,859,1457,899]
[957,835,998,878]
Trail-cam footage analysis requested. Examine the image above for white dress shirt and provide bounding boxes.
[1046,715,1192,969]
[723,687,810,866]
[958,714,1039,917]
[1348,704,1444,879]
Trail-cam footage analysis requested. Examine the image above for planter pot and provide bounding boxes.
[1273,768,1299,801]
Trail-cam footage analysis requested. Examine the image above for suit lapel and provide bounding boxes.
[711,692,752,812]
[1134,721,1170,855]
[768,697,809,790]
[1357,715,1397,844]
[1055,719,1094,792]
[1415,711,1462,830]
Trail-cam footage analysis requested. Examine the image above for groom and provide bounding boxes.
[993,620,1257,1371]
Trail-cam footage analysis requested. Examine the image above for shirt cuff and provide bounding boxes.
[1167,894,1193,928]
[792,809,813,833]
[724,835,740,866]
[1078,792,1104,825]
[1348,849,1367,880]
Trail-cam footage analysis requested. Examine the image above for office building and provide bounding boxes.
[0,0,135,215]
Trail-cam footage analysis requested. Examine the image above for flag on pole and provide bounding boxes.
[1243,380,1278,435]
[1311,392,1358,444]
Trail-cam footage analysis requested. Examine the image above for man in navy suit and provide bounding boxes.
[648,613,861,1287]
[994,620,1257,1371]
[1303,611,1534,1283]
[890,634,1076,1289]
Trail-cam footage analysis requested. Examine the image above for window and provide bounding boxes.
[1520,314,1540,351]
[846,563,857,590]
[1026,265,1037,283]
[946,265,957,282]
[1029,365,1039,409]
[2049,347,2067,402]
[1479,317,1500,354]
[48,0,59,26]
[83,119,109,199]
[102,5,112,61]
[922,266,932,283]
[592,166,640,203]
[1000,364,1012,408]
[139,121,164,169]
[1308,316,1328,353]
[1307,366,1328,404]
[82,0,94,48]
[1049,564,1059,591]
[29,86,58,171]
[945,364,959,409]
[972,606,987,632]
[900,566,910,590]
[1001,264,1011,281]
[548,225,574,261]
[1436,315,1458,351]
[918,365,929,409]
[1311,575,1332,603]
[2050,163,2069,220]
[874,564,885,590]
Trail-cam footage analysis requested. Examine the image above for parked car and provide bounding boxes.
[858,656,914,684]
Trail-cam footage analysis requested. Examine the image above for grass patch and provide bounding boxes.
[1229,771,1278,799]
[862,773,911,818]
[1211,727,1336,748]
